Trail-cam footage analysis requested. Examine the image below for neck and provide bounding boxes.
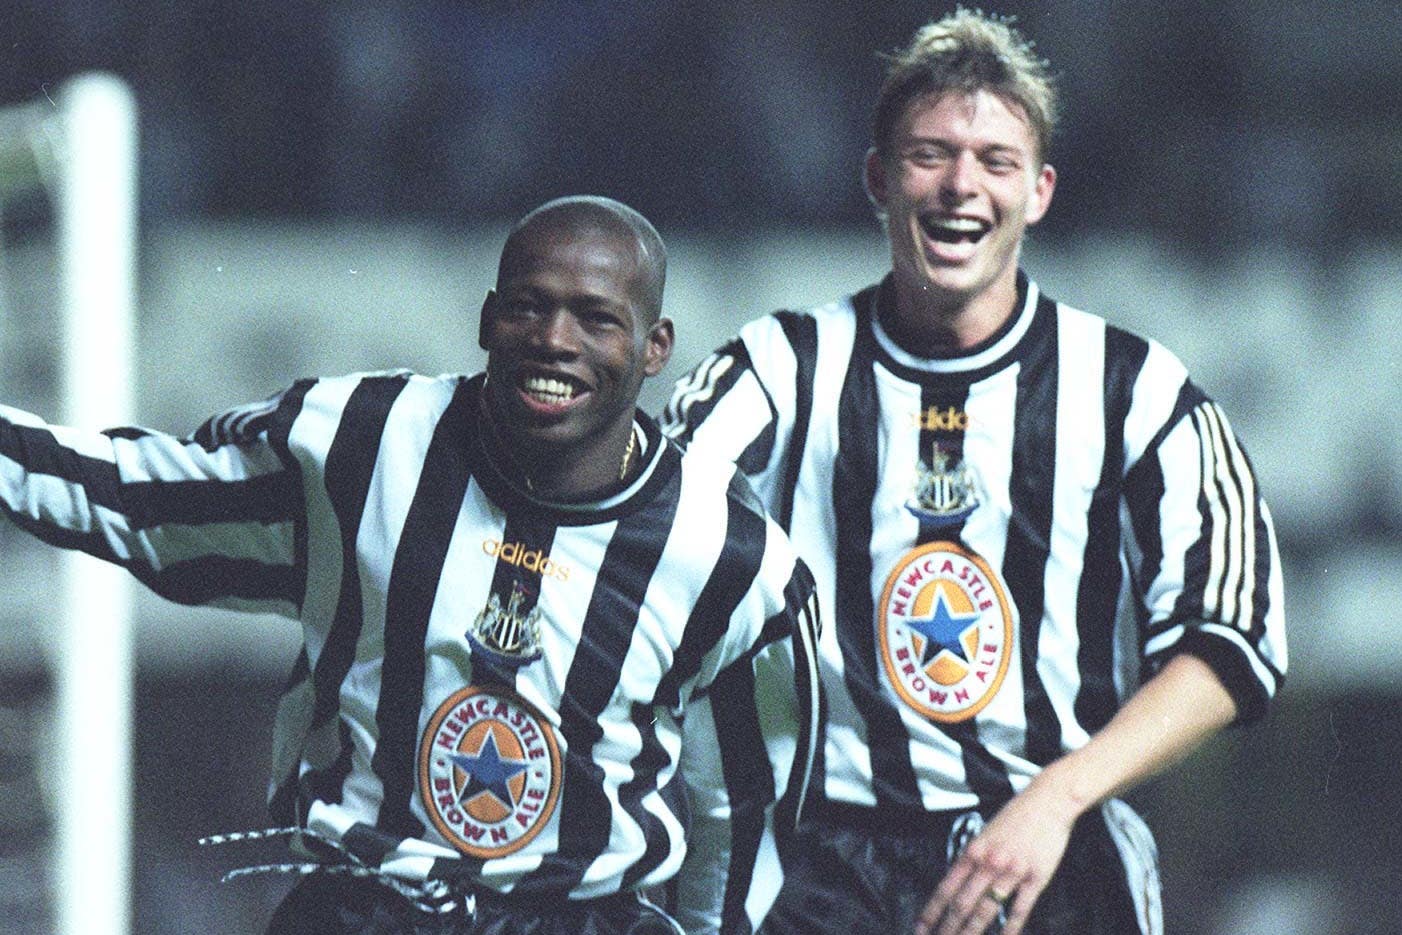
[883,272,1020,357]
[479,401,639,502]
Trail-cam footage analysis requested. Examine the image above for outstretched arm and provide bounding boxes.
[0,393,304,613]
[914,651,1236,935]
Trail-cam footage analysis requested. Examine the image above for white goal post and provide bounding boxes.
[0,73,137,935]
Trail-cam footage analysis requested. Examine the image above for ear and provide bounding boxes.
[1025,163,1057,225]
[642,317,674,378]
[863,148,888,211]
[478,290,497,351]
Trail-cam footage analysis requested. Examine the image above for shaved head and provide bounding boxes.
[497,195,667,324]
[479,195,674,498]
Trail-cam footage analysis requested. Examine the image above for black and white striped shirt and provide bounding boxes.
[0,371,820,933]
[662,274,1285,817]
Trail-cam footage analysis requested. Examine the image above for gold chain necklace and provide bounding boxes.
[480,389,638,492]
[618,423,638,481]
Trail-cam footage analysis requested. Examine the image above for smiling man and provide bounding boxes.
[478,198,671,499]
[0,195,820,934]
[662,11,1285,935]
[865,86,1054,355]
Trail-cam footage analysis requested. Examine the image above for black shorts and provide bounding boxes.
[758,799,1159,935]
[266,872,683,935]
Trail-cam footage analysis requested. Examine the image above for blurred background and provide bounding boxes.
[0,1,1398,932]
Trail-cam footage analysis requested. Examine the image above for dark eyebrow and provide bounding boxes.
[574,296,631,319]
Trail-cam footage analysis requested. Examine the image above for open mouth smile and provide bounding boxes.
[920,214,991,246]
[520,374,587,407]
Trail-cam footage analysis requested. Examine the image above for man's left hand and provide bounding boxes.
[912,783,1079,935]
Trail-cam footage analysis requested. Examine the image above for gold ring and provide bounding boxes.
[986,887,1011,905]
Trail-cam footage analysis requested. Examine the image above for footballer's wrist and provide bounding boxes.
[1024,757,1102,822]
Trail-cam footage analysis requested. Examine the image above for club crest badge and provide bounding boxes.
[468,582,543,672]
[905,444,979,528]
[419,685,562,859]
[876,540,1013,722]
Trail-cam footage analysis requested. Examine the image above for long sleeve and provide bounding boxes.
[673,557,820,934]
[0,388,307,615]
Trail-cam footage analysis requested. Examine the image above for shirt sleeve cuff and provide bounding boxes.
[1143,623,1280,725]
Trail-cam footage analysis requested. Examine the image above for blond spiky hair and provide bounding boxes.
[872,8,1058,164]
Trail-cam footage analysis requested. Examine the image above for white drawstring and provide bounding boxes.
[198,826,471,917]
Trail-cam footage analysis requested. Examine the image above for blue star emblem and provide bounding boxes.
[907,587,980,668]
[448,730,529,810]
